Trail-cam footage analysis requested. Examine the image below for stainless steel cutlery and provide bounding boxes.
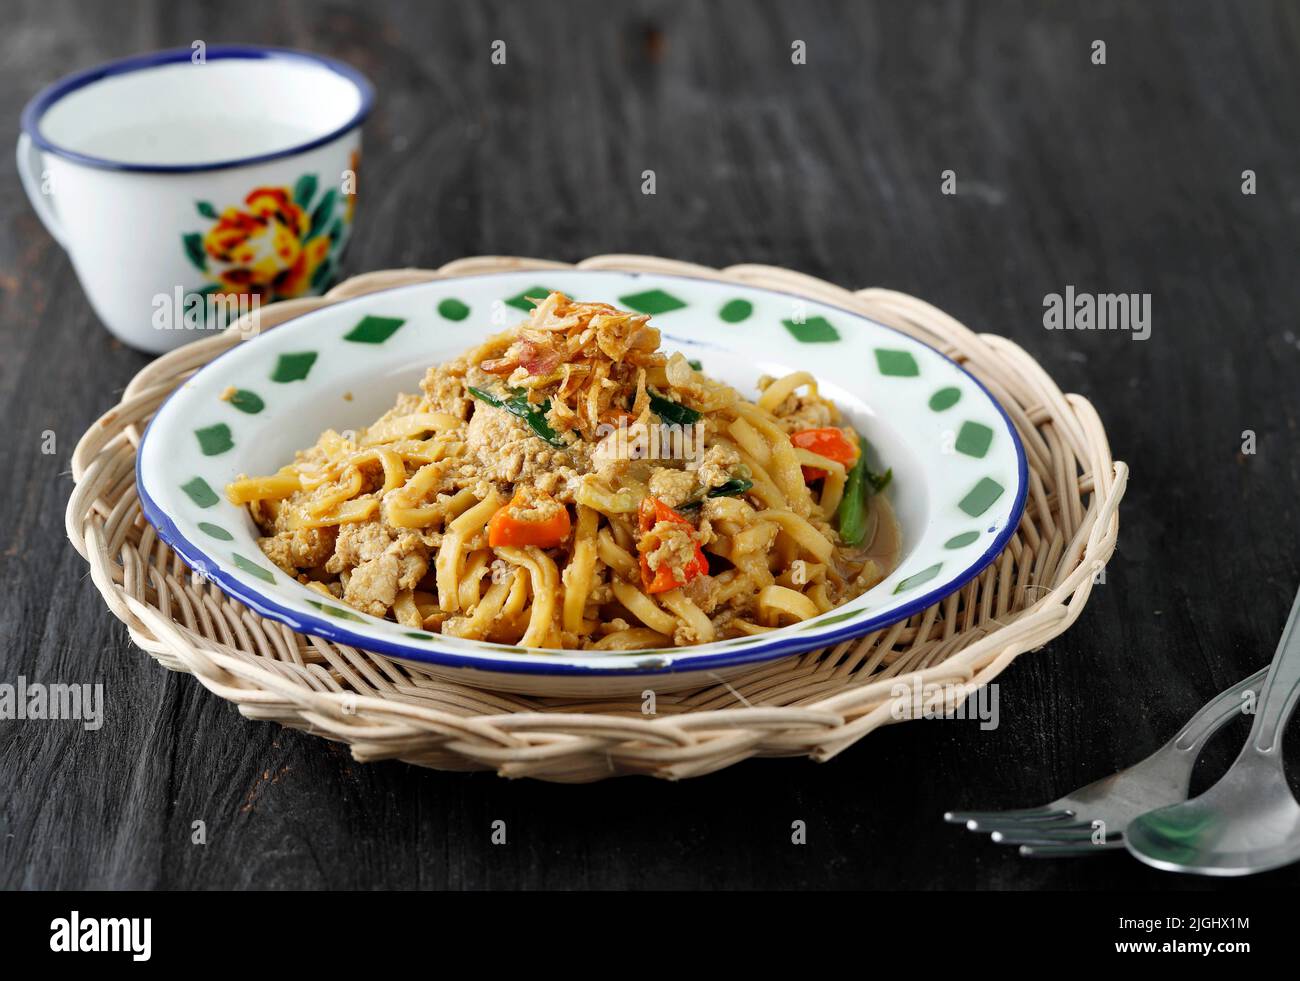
[945,667,1266,858]
[949,582,1300,875]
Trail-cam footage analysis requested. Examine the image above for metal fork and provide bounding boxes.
[944,667,1267,857]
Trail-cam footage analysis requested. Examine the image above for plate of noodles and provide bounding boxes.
[137,270,1027,693]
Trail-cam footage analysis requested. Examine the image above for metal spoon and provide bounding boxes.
[1125,582,1300,875]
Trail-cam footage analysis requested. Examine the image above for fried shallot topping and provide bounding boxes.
[471,291,667,438]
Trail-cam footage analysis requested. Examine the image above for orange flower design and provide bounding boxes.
[201,186,331,301]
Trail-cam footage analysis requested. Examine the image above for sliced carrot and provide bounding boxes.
[791,427,859,481]
[487,490,572,548]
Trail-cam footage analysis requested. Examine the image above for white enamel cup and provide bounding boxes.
[18,46,374,353]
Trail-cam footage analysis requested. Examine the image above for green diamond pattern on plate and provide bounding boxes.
[955,421,994,458]
[232,553,276,583]
[505,287,555,312]
[306,599,365,622]
[959,477,1005,517]
[180,477,219,508]
[619,289,686,315]
[344,315,405,343]
[929,387,961,411]
[437,298,470,321]
[894,562,942,594]
[875,349,919,376]
[782,316,840,343]
[198,522,234,541]
[719,298,753,323]
[195,423,233,456]
[944,531,980,549]
[272,352,317,382]
[227,389,264,414]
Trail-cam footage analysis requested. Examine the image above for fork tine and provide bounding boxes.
[1019,840,1126,858]
[944,806,1069,825]
[990,825,1104,845]
[964,811,1076,832]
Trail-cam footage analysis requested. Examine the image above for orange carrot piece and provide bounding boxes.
[487,490,572,548]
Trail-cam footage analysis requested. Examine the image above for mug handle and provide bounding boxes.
[15,132,67,248]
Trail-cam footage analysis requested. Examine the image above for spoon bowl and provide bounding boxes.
[1126,750,1300,875]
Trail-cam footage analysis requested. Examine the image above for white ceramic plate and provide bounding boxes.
[137,270,1027,695]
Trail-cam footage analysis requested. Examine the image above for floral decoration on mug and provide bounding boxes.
[181,158,357,305]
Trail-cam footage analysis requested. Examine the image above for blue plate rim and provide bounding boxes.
[134,267,1030,677]
[21,44,375,174]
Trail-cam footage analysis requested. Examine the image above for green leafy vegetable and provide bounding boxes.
[687,359,703,371]
[678,477,754,512]
[467,385,503,406]
[468,386,566,447]
[649,391,702,426]
[836,433,890,546]
[707,477,753,498]
[837,455,868,546]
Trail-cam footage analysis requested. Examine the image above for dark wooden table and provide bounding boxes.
[3,0,1299,890]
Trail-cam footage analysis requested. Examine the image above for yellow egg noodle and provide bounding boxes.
[228,292,901,650]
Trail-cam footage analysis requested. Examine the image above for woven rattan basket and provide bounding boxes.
[67,255,1126,782]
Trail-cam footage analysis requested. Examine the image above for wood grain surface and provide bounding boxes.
[2,0,1299,889]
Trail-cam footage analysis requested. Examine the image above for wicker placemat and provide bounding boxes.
[66,255,1126,782]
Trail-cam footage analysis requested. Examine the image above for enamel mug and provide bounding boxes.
[17,45,374,353]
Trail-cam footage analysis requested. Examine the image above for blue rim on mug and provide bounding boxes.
[20,44,376,174]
